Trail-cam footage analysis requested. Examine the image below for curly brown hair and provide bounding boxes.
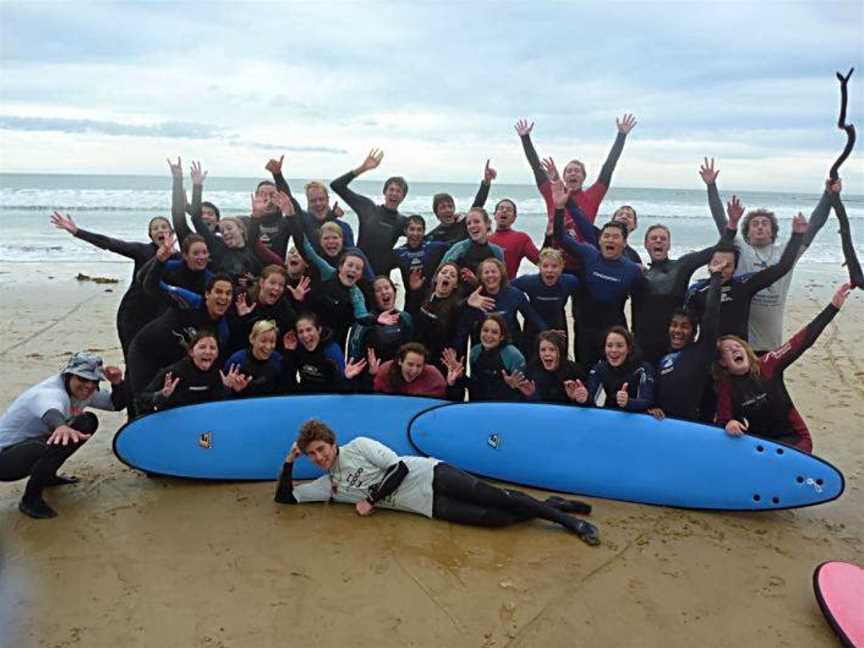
[296,419,336,452]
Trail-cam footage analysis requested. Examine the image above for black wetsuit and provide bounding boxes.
[72,229,161,359]
[137,357,226,413]
[632,241,721,364]
[330,171,408,275]
[189,209,261,281]
[126,304,230,411]
[654,272,723,421]
[223,350,284,398]
[281,333,347,394]
[141,256,210,306]
[524,360,584,404]
[584,359,656,412]
[424,180,491,244]
[686,231,804,341]
[406,292,463,369]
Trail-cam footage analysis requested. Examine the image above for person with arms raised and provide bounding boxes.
[425,159,496,244]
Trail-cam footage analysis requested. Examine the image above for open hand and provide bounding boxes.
[514,119,534,137]
[616,113,637,134]
[51,211,78,235]
[699,157,719,185]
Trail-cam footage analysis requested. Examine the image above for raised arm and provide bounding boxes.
[168,157,193,243]
[330,149,382,221]
[596,114,636,188]
[699,157,727,236]
[188,162,223,254]
[472,159,496,208]
[515,119,547,188]
[266,155,305,215]
[52,211,148,260]
[762,283,849,375]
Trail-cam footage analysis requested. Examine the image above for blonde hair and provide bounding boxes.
[319,222,344,240]
[305,181,329,198]
[712,335,762,383]
[478,257,509,288]
[249,319,278,342]
[538,247,564,265]
[220,217,248,243]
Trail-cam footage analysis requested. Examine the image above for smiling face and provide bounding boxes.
[256,183,279,216]
[374,278,396,311]
[479,260,502,292]
[189,336,219,371]
[338,255,364,286]
[68,375,98,401]
[405,220,425,249]
[303,439,338,470]
[296,317,321,351]
[604,332,630,367]
[383,181,405,210]
[435,199,456,225]
[434,264,458,298]
[148,218,172,245]
[184,241,210,271]
[717,338,751,376]
[399,351,426,383]
[205,280,233,318]
[259,272,286,305]
[465,211,488,243]
[480,318,503,350]
[644,226,670,263]
[494,200,517,230]
[539,256,563,286]
[598,226,626,260]
[220,220,245,249]
[563,160,586,190]
[320,230,343,257]
[668,315,695,350]
[251,329,277,361]
[306,186,329,219]
[538,339,560,372]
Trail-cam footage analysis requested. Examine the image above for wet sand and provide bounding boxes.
[1,262,862,647]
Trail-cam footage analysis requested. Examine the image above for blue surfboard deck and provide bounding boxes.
[113,395,447,480]
[408,402,844,511]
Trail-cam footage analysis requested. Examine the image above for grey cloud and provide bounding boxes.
[229,141,348,155]
[0,116,222,139]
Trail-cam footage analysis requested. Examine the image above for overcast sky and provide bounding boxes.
[1,1,862,192]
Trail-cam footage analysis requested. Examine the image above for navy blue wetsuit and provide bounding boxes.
[456,286,547,351]
[282,334,347,394]
[553,208,643,367]
[584,359,656,412]
[512,273,580,353]
[223,349,284,398]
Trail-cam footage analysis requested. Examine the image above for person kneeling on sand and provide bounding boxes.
[0,352,126,519]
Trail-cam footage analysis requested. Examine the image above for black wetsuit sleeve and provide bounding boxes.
[330,171,376,224]
[677,243,716,281]
[697,272,724,354]
[802,190,831,248]
[190,183,203,224]
[274,461,298,504]
[519,134,547,188]
[110,381,128,410]
[597,132,627,188]
[706,183,726,236]
[190,204,223,259]
[367,461,409,504]
[41,409,67,432]
[472,180,490,208]
[272,171,304,215]
[743,232,804,296]
[142,258,167,298]
[73,229,147,260]
[172,174,193,243]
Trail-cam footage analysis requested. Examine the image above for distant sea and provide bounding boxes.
[1,174,861,274]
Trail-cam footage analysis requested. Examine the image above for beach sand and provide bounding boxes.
[1,261,862,648]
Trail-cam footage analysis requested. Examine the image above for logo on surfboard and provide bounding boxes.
[487,433,501,450]
[199,432,212,449]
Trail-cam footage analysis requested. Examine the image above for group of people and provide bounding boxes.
[0,114,858,536]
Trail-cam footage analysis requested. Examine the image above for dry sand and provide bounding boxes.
[1,262,862,648]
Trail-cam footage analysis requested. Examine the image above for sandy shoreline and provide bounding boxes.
[1,261,862,647]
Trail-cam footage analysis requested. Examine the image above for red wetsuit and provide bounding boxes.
[715,303,839,452]
[488,229,541,280]
[373,361,447,398]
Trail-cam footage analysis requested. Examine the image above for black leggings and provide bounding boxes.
[431,463,581,529]
[0,413,97,497]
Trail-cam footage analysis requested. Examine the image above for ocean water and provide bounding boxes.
[1,173,861,270]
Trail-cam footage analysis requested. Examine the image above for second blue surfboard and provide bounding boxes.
[408,402,844,511]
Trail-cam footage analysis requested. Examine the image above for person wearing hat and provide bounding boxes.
[0,352,126,519]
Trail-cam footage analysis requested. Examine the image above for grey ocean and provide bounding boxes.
[1,174,861,271]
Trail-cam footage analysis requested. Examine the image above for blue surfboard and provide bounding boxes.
[113,395,447,480]
[408,402,844,511]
